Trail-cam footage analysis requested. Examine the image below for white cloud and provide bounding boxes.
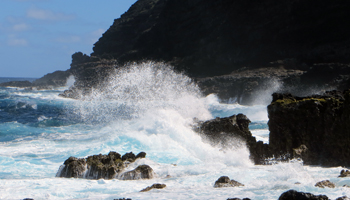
[12,23,30,31]
[26,7,75,21]
[7,35,28,46]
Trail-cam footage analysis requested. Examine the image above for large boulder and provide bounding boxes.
[56,151,149,180]
[214,176,244,188]
[315,180,335,189]
[119,164,155,180]
[267,90,350,166]
[339,169,350,177]
[278,190,329,200]
[195,114,271,164]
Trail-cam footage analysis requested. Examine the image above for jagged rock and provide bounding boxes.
[227,198,251,200]
[315,180,335,188]
[214,176,244,188]
[122,152,136,161]
[278,190,329,200]
[268,90,350,166]
[114,198,132,200]
[56,151,147,180]
[119,165,155,180]
[136,152,146,159]
[58,156,86,178]
[336,197,350,200]
[195,114,271,164]
[338,169,350,177]
[56,0,350,105]
[140,183,166,192]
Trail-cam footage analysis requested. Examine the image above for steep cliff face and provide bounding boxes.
[267,91,350,166]
[91,0,350,77]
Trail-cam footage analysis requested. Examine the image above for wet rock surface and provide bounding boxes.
[214,176,244,188]
[339,169,350,177]
[195,114,271,164]
[140,183,166,192]
[119,164,155,180]
[315,180,336,189]
[278,190,329,200]
[268,90,350,166]
[56,151,152,180]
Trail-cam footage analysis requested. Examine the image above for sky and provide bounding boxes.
[0,0,137,78]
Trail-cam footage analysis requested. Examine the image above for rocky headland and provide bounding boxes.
[17,0,347,105]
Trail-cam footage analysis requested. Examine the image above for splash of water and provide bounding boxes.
[68,61,253,167]
[72,61,212,123]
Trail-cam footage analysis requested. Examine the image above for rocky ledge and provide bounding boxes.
[194,113,271,164]
[268,90,350,166]
[56,151,155,180]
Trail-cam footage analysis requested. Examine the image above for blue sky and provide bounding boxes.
[0,0,137,78]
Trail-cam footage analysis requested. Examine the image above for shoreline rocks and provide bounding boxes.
[267,90,350,166]
[56,151,154,180]
[278,190,329,200]
[315,180,335,189]
[214,176,244,188]
[339,169,350,177]
[195,113,271,164]
[140,183,166,192]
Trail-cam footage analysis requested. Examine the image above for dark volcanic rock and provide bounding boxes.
[339,169,350,177]
[56,151,149,180]
[315,180,335,189]
[278,190,329,200]
[227,198,251,200]
[92,0,350,78]
[268,90,350,166]
[196,114,271,164]
[57,0,350,105]
[119,164,155,180]
[140,183,166,192]
[214,176,244,188]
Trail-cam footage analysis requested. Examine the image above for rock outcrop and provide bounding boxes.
[56,151,154,180]
[267,90,350,166]
[214,176,244,188]
[140,183,166,192]
[315,180,335,189]
[339,169,350,177]
[195,114,271,164]
[119,164,155,180]
[278,190,329,200]
[56,0,350,105]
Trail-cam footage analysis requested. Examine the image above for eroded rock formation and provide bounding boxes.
[195,113,271,164]
[267,90,350,166]
[56,151,154,180]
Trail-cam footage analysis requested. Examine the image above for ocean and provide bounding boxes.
[0,63,349,199]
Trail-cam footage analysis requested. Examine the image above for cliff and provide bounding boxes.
[63,0,350,104]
